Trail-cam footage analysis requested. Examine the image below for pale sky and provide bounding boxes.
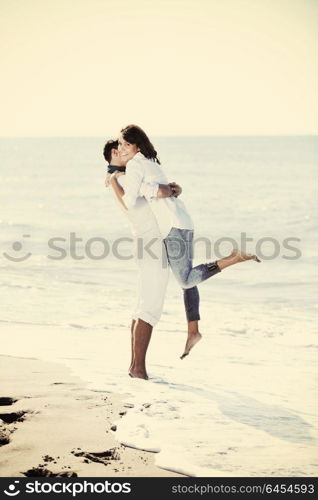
[0,0,317,136]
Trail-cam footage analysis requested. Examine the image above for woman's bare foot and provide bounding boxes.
[129,368,148,380]
[217,248,261,270]
[180,331,202,360]
[231,248,261,263]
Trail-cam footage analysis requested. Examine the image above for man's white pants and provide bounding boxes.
[131,229,169,327]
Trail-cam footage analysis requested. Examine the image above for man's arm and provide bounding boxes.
[119,158,182,207]
[109,177,181,210]
[107,173,181,210]
[139,181,182,200]
[109,172,127,210]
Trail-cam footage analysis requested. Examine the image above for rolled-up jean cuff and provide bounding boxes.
[187,313,200,322]
[207,261,221,274]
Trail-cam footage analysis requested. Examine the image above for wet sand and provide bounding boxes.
[0,354,183,477]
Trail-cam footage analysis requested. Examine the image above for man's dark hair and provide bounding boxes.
[103,139,118,163]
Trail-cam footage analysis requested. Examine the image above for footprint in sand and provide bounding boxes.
[0,410,28,424]
[0,426,10,446]
[0,396,33,447]
[71,447,121,465]
[23,454,78,477]
[0,397,18,406]
[23,467,77,477]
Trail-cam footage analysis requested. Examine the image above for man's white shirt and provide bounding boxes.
[113,176,162,237]
[122,152,194,238]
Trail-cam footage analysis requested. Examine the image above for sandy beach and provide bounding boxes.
[0,354,182,477]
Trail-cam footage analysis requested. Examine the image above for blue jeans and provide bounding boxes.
[163,227,221,322]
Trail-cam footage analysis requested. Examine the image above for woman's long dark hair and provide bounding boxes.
[120,124,161,165]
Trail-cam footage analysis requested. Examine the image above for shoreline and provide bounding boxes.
[0,354,183,477]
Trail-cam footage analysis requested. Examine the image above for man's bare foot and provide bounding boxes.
[129,368,148,380]
[180,331,202,360]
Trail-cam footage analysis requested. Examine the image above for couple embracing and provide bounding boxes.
[104,124,260,380]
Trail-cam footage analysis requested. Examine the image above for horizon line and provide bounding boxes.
[0,133,317,139]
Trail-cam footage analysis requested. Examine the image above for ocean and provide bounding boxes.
[0,136,317,476]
